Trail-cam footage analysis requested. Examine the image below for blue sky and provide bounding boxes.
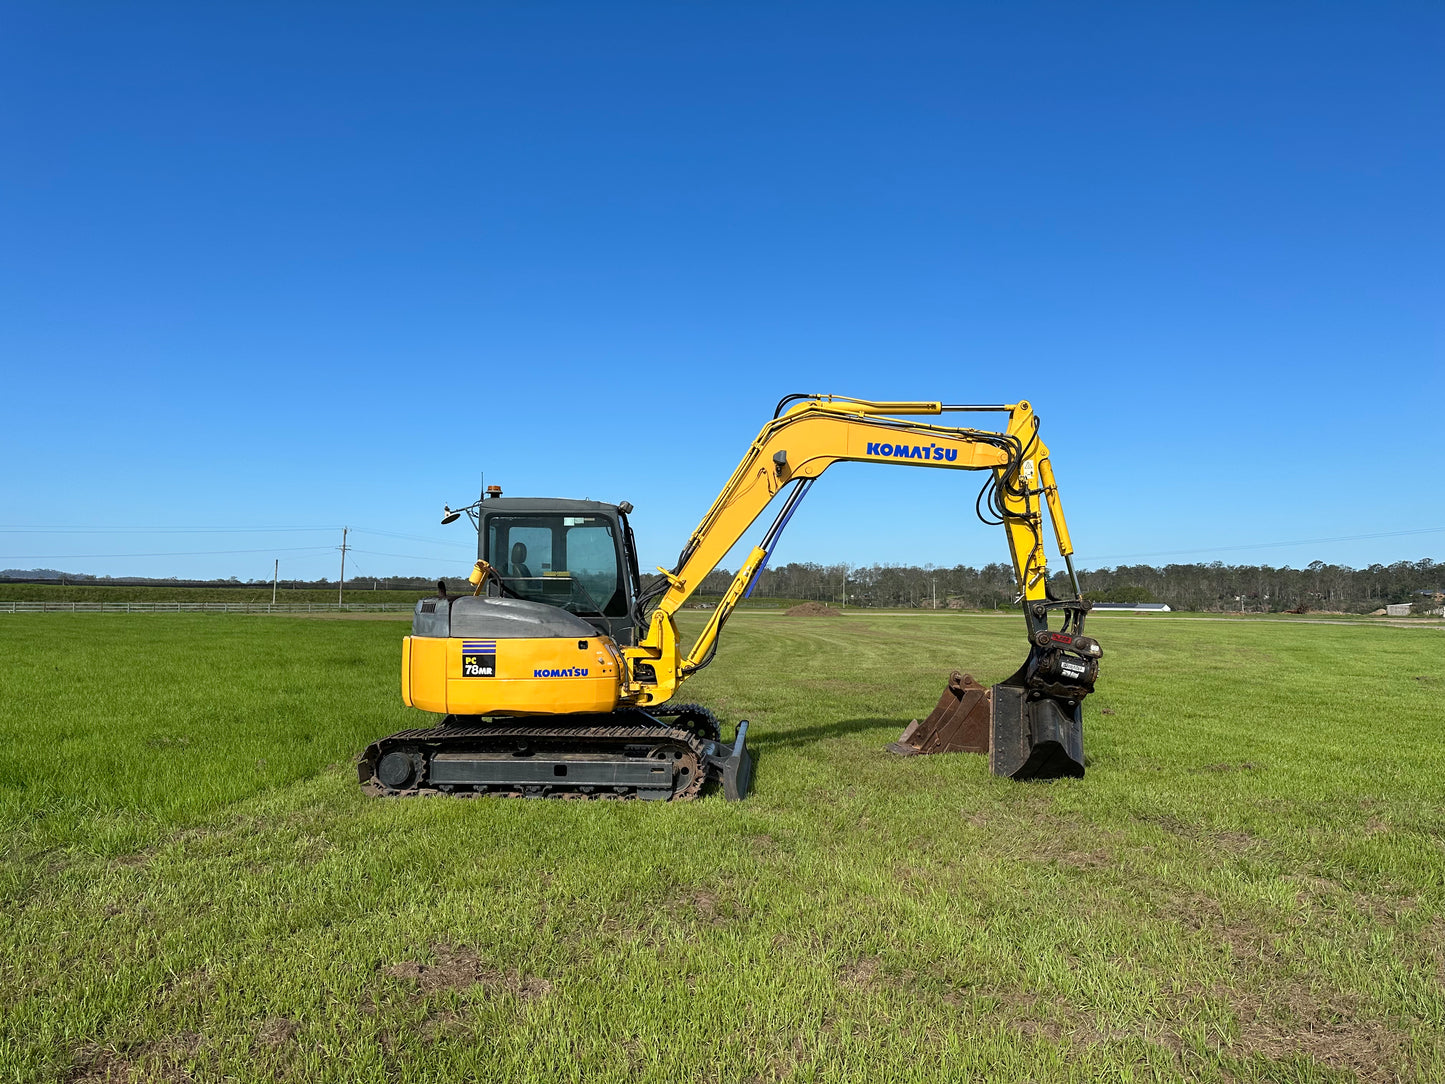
[2,2,1441,582]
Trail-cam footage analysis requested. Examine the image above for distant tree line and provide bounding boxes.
[8,559,1444,614]
[1,570,444,591]
[696,558,1445,614]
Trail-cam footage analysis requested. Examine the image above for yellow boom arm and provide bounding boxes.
[620,396,1082,705]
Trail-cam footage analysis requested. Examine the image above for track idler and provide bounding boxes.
[889,641,1098,780]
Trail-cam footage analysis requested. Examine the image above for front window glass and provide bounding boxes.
[485,514,626,616]
[566,526,619,612]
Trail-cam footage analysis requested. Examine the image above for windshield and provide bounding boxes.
[484,513,626,617]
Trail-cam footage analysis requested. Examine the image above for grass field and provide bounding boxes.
[1,612,1442,1083]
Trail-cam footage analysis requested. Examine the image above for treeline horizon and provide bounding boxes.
[5,558,1443,614]
[691,557,1445,614]
[0,570,442,591]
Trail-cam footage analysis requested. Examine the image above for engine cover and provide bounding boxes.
[403,595,625,716]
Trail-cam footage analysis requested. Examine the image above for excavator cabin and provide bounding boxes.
[471,496,646,645]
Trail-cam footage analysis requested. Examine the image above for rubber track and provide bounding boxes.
[360,719,709,801]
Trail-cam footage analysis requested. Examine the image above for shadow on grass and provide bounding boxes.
[748,717,908,750]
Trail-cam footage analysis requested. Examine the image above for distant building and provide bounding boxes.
[1091,602,1172,612]
[1384,603,1411,617]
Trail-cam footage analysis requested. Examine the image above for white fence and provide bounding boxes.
[0,601,414,614]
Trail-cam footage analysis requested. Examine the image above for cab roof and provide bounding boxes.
[478,497,621,515]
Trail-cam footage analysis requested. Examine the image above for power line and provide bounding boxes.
[0,526,474,553]
[0,545,337,559]
[351,547,474,563]
[350,526,474,548]
[0,525,334,534]
[1089,525,1445,562]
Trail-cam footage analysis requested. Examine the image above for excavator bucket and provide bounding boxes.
[888,669,1085,780]
[988,684,1085,780]
[886,671,992,756]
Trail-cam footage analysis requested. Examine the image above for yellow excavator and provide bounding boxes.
[359,395,1102,801]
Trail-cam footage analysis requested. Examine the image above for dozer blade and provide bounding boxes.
[713,719,753,801]
[886,671,992,756]
[888,670,1085,780]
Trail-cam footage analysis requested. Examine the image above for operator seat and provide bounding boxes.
[509,542,533,579]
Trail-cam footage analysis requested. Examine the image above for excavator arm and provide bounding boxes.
[620,395,1101,780]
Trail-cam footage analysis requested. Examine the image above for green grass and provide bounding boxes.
[1,613,1442,1083]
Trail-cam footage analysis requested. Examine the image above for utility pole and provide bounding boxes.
[932,574,937,610]
[272,559,278,604]
[338,527,349,605]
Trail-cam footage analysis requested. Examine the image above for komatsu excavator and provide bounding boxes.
[359,396,1102,801]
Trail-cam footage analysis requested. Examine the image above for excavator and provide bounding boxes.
[359,395,1102,801]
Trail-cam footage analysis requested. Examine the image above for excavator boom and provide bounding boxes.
[617,396,1100,781]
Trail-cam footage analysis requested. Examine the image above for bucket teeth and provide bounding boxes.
[886,670,992,756]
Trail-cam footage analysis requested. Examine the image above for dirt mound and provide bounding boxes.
[786,602,842,617]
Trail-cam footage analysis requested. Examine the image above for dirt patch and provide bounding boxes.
[256,1016,298,1048]
[988,974,1405,1080]
[69,1035,200,1083]
[1171,893,1275,961]
[1159,894,1412,1080]
[419,1008,470,1041]
[1007,811,1126,871]
[156,969,215,1012]
[1226,982,1406,1082]
[838,956,883,989]
[785,602,842,617]
[664,886,744,928]
[1150,816,1259,856]
[380,944,550,1001]
[892,864,933,890]
[1213,831,1257,854]
[688,890,724,926]
[68,1044,137,1084]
